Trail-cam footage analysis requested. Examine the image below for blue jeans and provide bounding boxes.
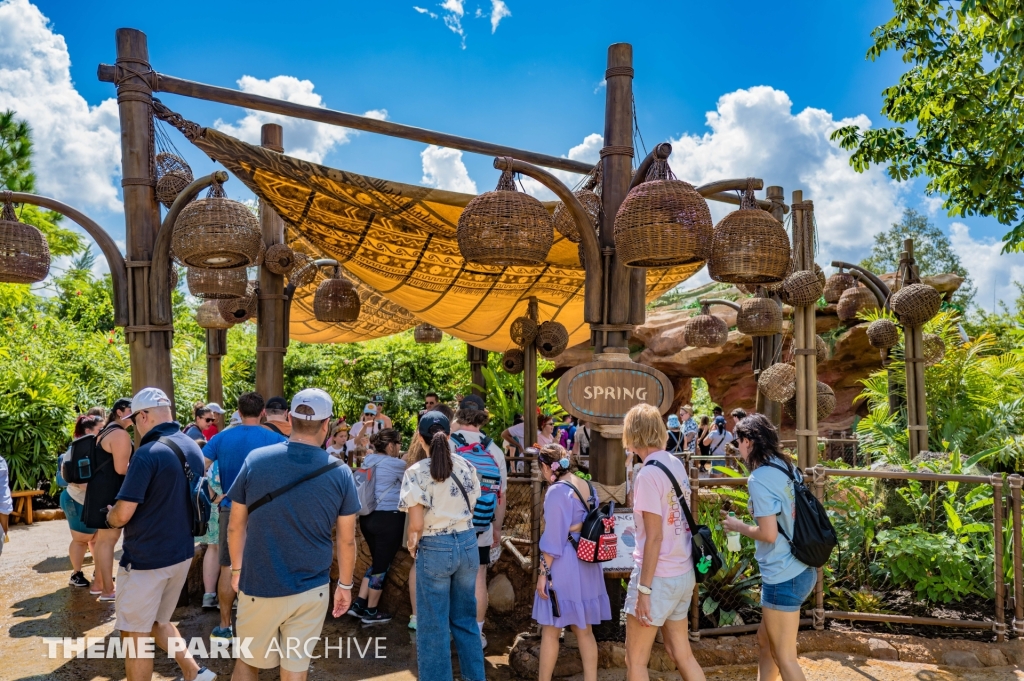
[415,529,484,681]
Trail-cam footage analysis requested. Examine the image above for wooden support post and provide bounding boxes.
[256,123,287,400]
[812,466,826,629]
[689,464,701,642]
[114,28,173,399]
[467,344,488,398]
[761,186,786,426]
[994,475,1006,642]
[1009,475,1024,638]
[206,328,225,406]
[791,192,809,468]
[523,299,539,451]
[901,239,929,457]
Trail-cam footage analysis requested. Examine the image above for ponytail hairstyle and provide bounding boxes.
[74,414,104,439]
[536,443,574,483]
[370,428,402,457]
[418,410,453,482]
[734,413,791,471]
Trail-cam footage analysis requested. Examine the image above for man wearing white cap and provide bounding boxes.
[103,388,216,681]
[225,388,360,679]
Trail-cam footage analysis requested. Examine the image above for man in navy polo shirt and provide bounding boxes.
[104,387,215,681]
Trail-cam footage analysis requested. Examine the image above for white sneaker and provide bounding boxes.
[202,593,217,609]
[480,631,487,649]
[408,615,417,631]
[194,666,217,681]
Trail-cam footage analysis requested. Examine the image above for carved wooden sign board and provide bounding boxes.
[556,360,674,425]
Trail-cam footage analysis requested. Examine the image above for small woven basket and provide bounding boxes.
[684,305,728,348]
[457,170,553,266]
[922,333,946,366]
[218,282,258,324]
[815,335,829,363]
[781,269,824,307]
[890,283,942,327]
[536,320,569,358]
[737,295,782,336]
[0,196,50,283]
[867,319,900,350]
[314,268,361,323]
[186,266,248,299]
[172,181,263,269]
[758,363,797,403]
[288,252,318,288]
[823,271,856,304]
[195,299,233,329]
[836,286,878,322]
[155,153,194,208]
[708,184,790,284]
[510,316,539,347]
[502,348,525,374]
[264,244,296,276]
[817,381,837,420]
[553,189,601,243]
[414,323,443,344]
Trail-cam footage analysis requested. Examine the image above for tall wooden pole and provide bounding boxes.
[206,329,225,406]
[256,124,287,400]
[791,192,810,468]
[523,299,539,450]
[763,186,786,426]
[114,28,174,399]
[902,239,929,457]
[467,345,488,399]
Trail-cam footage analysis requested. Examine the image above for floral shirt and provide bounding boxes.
[681,418,699,453]
[399,453,479,536]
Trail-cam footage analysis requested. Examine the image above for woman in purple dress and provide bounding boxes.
[533,444,610,681]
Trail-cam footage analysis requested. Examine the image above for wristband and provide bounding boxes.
[231,568,241,573]
[337,582,353,590]
[637,584,653,595]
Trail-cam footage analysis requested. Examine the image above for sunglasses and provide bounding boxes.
[129,409,148,424]
[201,417,215,424]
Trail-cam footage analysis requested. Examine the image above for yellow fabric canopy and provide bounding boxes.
[191,128,703,351]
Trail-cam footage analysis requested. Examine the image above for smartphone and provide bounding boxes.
[548,585,561,619]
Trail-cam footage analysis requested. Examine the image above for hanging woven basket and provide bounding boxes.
[186,266,248,299]
[288,252,318,288]
[708,183,790,284]
[195,299,233,329]
[314,267,361,323]
[457,170,553,266]
[172,180,263,269]
[737,295,782,336]
[218,282,258,324]
[758,363,797,403]
[509,316,538,347]
[0,195,50,284]
[836,286,878,322]
[815,335,829,363]
[414,323,443,344]
[502,348,524,374]
[867,319,900,350]
[922,333,946,366]
[784,382,837,422]
[823,270,856,304]
[553,189,601,243]
[155,152,194,209]
[536,321,569,358]
[683,305,729,348]
[781,269,824,307]
[264,243,296,275]
[890,283,942,327]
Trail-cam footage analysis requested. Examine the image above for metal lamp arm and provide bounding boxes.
[830,260,890,305]
[699,298,741,312]
[850,271,888,308]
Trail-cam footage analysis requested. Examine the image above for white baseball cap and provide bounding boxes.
[126,387,171,418]
[205,402,225,415]
[291,389,334,421]
[229,411,242,426]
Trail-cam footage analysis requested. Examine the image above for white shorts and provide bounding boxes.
[114,558,191,633]
[236,585,330,672]
[623,565,696,627]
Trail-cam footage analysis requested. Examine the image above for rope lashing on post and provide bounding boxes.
[599,145,634,158]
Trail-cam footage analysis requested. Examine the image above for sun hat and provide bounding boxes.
[125,387,171,418]
[291,389,334,421]
[417,410,450,439]
[667,414,681,429]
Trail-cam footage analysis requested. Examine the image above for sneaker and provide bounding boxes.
[69,571,90,588]
[346,602,367,618]
[480,632,487,650]
[360,610,393,626]
[98,593,116,602]
[202,593,217,609]
[194,666,217,681]
[211,626,233,641]
[408,615,417,631]
[232,597,237,610]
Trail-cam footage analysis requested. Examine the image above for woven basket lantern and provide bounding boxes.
[218,283,258,324]
[195,299,232,329]
[781,269,824,307]
[922,333,946,367]
[823,270,856,304]
[758,363,797,403]
[288,252,318,289]
[155,153,194,209]
[502,348,525,374]
[172,181,263,269]
[867,318,900,350]
[457,170,553,266]
[890,283,942,327]
[186,266,248,299]
[0,196,50,283]
[815,335,829,363]
[414,323,443,344]
[737,295,782,336]
[784,382,837,421]
[614,159,712,268]
[683,305,728,348]
[708,184,790,284]
[509,316,538,347]
[836,286,878,322]
[264,243,296,276]
[314,268,361,323]
[536,320,569,358]
[553,189,601,243]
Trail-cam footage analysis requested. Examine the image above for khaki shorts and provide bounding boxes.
[623,565,696,627]
[115,558,191,633]
[236,585,330,672]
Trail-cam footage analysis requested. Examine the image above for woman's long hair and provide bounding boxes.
[370,428,402,457]
[537,443,575,478]
[106,398,132,427]
[73,414,104,439]
[734,413,791,470]
[426,425,453,482]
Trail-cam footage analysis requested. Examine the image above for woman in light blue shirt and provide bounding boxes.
[722,413,813,681]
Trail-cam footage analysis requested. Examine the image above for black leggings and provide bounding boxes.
[359,510,406,587]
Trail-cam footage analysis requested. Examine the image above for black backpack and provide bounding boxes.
[764,461,837,568]
[559,481,618,563]
[62,425,119,484]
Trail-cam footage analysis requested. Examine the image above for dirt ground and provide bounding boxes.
[2,519,1023,681]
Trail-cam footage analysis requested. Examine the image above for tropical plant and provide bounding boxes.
[477,353,563,443]
[0,364,75,491]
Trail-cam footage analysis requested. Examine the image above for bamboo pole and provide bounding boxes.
[993,475,1006,642]
[791,192,809,468]
[256,124,287,400]
[1009,475,1024,638]
[206,328,225,406]
[689,463,701,642]
[523,298,539,452]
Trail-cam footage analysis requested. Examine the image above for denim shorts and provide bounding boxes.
[761,567,816,612]
[60,489,95,535]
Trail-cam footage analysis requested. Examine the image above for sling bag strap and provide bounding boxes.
[451,473,473,514]
[90,423,126,478]
[708,433,727,457]
[644,459,699,536]
[762,459,799,542]
[248,460,344,514]
[556,480,592,512]
[158,436,198,532]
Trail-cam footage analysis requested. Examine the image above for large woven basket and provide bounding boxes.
[836,286,878,322]
[314,269,361,323]
[890,283,941,327]
[186,266,248,299]
[288,252,318,288]
[264,244,296,276]
[172,182,263,269]
[815,335,829,363]
[195,299,232,329]
[414,323,443,344]
[922,333,946,366]
[218,282,258,324]
[0,197,50,284]
[785,382,837,421]
[684,306,728,348]
[781,269,824,307]
[737,296,782,336]
[536,321,569,358]
[553,189,601,243]
[502,348,524,374]
[457,171,553,266]
[155,153,194,209]
[867,318,899,350]
[708,186,790,284]
[510,316,538,347]
[759,363,797,403]
[823,271,856,304]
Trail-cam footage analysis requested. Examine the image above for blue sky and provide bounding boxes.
[4,0,1022,308]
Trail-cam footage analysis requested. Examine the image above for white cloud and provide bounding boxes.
[420,145,477,193]
[594,79,606,94]
[0,0,122,213]
[948,222,1024,312]
[519,132,603,201]
[489,0,511,32]
[413,5,437,18]
[922,195,945,216]
[214,76,386,164]
[440,0,466,48]
[415,0,510,47]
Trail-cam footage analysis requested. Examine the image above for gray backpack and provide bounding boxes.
[353,461,400,516]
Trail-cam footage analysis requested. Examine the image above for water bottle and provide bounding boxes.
[726,512,742,551]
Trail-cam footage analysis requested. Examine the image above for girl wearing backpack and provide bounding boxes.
[534,444,609,681]
[721,413,814,681]
[57,415,104,589]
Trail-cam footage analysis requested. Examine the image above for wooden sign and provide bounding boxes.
[557,360,674,425]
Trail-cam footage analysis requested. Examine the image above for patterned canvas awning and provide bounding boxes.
[189,127,703,352]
